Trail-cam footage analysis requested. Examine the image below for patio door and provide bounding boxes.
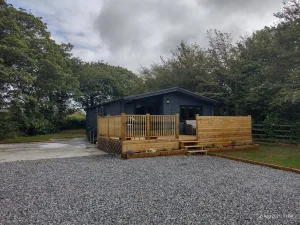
[179,106,203,134]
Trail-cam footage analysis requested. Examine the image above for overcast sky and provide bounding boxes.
[8,0,283,73]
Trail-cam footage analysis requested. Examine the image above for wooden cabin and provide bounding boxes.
[85,87,219,137]
[85,88,258,158]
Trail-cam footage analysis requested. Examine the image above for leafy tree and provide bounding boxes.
[75,61,140,108]
[0,1,78,137]
[273,0,300,107]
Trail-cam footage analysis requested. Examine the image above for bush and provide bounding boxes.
[291,122,300,142]
[23,117,57,136]
[0,112,19,140]
[62,112,86,130]
[262,114,279,138]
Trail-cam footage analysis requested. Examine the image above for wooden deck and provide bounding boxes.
[96,114,257,159]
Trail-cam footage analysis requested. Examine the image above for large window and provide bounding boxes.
[180,106,203,121]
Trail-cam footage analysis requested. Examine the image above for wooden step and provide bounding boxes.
[180,141,200,148]
[180,141,199,143]
[187,150,208,154]
[184,145,204,149]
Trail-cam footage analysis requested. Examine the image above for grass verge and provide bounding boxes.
[0,129,86,144]
[214,143,300,169]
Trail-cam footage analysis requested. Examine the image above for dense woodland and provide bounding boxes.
[0,0,299,140]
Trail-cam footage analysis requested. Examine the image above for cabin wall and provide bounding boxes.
[124,96,164,115]
[85,108,98,132]
[162,93,213,133]
[105,101,122,115]
[86,101,122,133]
[163,92,213,115]
[124,103,135,114]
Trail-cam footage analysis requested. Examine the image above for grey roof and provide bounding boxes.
[84,87,219,110]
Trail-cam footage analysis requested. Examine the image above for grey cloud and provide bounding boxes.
[94,0,282,72]
[95,0,192,52]
[200,0,280,15]
[10,0,283,72]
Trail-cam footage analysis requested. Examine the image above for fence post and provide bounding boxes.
[248,115,252,142]
[121,113,125,141]
[146,113,150,140]
[175,113,179,139]
[107,115,110,138]
[195,114,199,140]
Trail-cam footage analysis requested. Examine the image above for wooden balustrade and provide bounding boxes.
[97,113,179,140]
[150,115,176,137]
[125,115,147,138]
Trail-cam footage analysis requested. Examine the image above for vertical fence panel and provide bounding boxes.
[125,115,148,138]
[149,115,176,138]
[98,114,178,139]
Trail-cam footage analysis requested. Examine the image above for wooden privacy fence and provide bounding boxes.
[97,115,122,137]
[196,116,252,146]
[98,113,179,140]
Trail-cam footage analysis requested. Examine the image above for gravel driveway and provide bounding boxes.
[0,155,299,225]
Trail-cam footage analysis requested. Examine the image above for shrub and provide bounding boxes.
[0,112,19,140]
[23,117,56,136]
[291,122,300,142]
[263,114,278,138]
[62,112,86,130]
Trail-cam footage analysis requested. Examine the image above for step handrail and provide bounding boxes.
[88,126,97,142]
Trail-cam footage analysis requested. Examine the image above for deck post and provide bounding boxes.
[146,113,150,140]
[195,114,199,140]
[107,115,110,138]
[121,113,125,141]
[175,113,179,139]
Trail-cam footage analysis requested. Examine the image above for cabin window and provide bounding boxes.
[180,106,203,121]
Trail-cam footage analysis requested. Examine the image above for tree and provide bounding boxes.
[273,0,300,108]
[274,0,300,22]
[0,1,78,137]
[75,61,139,108]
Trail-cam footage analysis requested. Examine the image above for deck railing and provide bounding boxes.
[97,113,179,140]
[125,115,147,138]
[150,115,176,137]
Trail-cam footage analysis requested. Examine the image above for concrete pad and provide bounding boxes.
[0,138,105,163]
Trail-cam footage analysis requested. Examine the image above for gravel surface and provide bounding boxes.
[0,155,299,225]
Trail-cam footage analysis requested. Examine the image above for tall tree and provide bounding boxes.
[0,1,78,136]
[75,61,140,108]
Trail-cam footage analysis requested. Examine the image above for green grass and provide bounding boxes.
[0,129,86,144]
[217,143,300,169]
